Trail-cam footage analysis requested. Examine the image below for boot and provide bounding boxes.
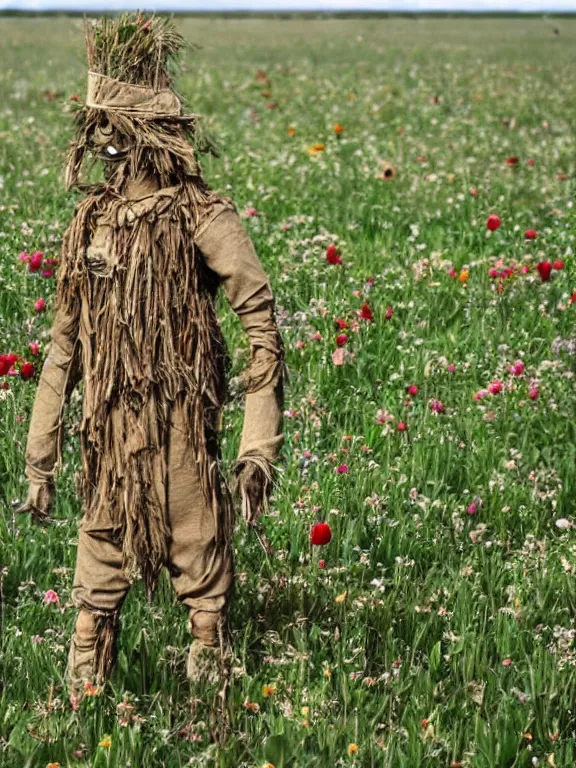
[66,608,120,710]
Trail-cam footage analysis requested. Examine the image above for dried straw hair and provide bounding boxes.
[66,12,218,192]
[85,11,189,90]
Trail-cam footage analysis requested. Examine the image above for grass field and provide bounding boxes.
[1,12,576,768]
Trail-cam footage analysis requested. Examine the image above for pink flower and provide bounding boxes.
[396,421,407,432]
[352,289,361,298]
[489,267,499,278]
[488,380,503,395]
[429,399,445,414]
[448,267,457,278]
[318,559,326,568]
[524,229,538,240]
[296,340,306,350]
[34,298,46,312]
[473,389,489,401]
[241,207,259,218]
[467,503,477,515]
[520,265,530,274]
[502,658,513,667]
[528,387,539,400]
[526,158,535,166]
[43,590,59,604]
[331,347,347,366]
[18,251,30,262]
[41,269,54,279]
[407,385,419,396]
[311,331,322,341]
[447,364,456,373]
[509,360,525,376]
[336,464,349,474]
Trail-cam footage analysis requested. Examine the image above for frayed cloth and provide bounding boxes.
[57,181,235,600]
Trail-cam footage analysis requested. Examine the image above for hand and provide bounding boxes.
[233,458,273,527]
[13,481,55,524]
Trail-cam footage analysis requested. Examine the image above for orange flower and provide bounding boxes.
[262,683,277,697]
[333,123,344,135]
[47,763,61,768]
[288,126,296,137]
[458,269,470,283]
[307,143,325,156]
[347,743,359,756]
[84,681,102,697]
[98,736,112,748]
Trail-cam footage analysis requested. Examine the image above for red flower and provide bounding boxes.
[487,214,501,231]
[524,229,537,240]
[0,354,19,376]
[336,464,349,474]
[470,187,478,197]
[35,298,46,312]
[553,260,564,271]
[359,303,373,322]
[335,318,348,330]
[336,334,348,347]
[318,559,326,568]
[385,305,393,320]
[20,361,35,379]
[488,380,503,395]
[429,399,445,414]
[536,261,553,281]
[526,158,535,166]
[396,421,407,432]
[528,387,539,400]
[310,522,332,546]
[505,156,519,165]
[407,385,418,396]
[326,244,342,265]
[28,251,43,272]
[569,291,576,304]
[28,341,40,356]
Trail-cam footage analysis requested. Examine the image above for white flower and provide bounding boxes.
[555,518,572,530]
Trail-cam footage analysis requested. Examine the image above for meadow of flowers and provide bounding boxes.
[1,13,576,768]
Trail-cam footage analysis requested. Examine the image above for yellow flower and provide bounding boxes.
[458,269,470,283]
[301,706,310,716]
[98,736,112,749]
[307,143,325,156]
[333,123,344,135]
[335,591,347,603]
[348,743,359,756]
[288,126,296,137]
[262,683,277,697]
[324,665,332,679]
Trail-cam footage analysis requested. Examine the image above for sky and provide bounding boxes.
[1,0,575,11]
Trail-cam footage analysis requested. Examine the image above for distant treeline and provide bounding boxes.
[0,10,575,18]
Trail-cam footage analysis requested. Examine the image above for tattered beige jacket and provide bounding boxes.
[23,183,285,598]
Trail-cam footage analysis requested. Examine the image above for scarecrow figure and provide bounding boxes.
[17,13,285,712]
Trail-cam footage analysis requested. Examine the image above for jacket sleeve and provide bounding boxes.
[23,303,81,508]
[195,201,285,466]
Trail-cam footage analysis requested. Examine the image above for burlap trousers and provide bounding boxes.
[71,398,234,618]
